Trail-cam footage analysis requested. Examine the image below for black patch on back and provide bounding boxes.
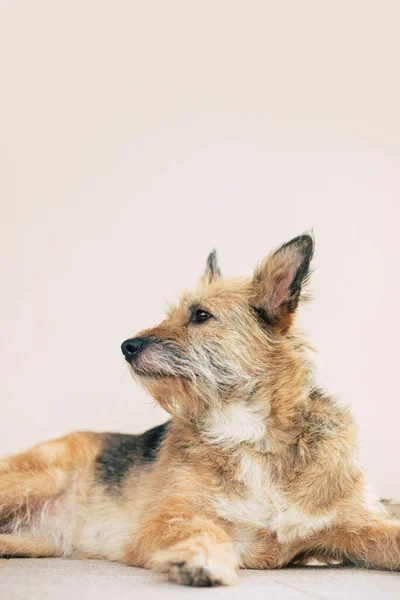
[95,422,169,490]
[141,422,169,460]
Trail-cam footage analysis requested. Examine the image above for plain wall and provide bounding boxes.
[1,1,399,498]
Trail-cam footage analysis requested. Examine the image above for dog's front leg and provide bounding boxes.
[128,511,239,587]
[151,521,239,586]
[318,517,400,570]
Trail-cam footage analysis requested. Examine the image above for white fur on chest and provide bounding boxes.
[201,402,267,447]
[215,452,335,544]
[205,401,335,544]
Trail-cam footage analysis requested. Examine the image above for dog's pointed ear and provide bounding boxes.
[202,249,222,284]
[251,234,314,324]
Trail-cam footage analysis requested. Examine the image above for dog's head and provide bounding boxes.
[121,234,314,418]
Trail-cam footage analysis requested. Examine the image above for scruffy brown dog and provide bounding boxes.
[1,234,399,586]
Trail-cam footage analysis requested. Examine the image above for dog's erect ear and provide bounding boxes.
[251,234,314,324]
[202,249,222,284]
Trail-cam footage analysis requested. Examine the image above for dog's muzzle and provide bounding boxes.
[121,337,150,363]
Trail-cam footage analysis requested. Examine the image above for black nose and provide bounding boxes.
[121,337,148,360]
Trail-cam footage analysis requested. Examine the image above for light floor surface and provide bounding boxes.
[0,559,399,600]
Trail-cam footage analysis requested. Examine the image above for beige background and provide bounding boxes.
[1,1,399,498]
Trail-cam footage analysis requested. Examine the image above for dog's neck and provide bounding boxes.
[196,396,271,450]
[192,339,316,451]
[194,387,310,453]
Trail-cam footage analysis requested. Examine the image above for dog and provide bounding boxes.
[1,233,399,586]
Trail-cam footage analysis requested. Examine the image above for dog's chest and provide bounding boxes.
[215,453,279,529]
[214,451,334,546]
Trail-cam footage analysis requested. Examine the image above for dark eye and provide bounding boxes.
[191,309,213,324]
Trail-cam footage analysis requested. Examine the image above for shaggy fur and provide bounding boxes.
[1,234,399,586]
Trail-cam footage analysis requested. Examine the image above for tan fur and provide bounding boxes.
[1,234,398,586]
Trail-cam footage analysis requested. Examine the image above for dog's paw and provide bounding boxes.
[151,545,239,587]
